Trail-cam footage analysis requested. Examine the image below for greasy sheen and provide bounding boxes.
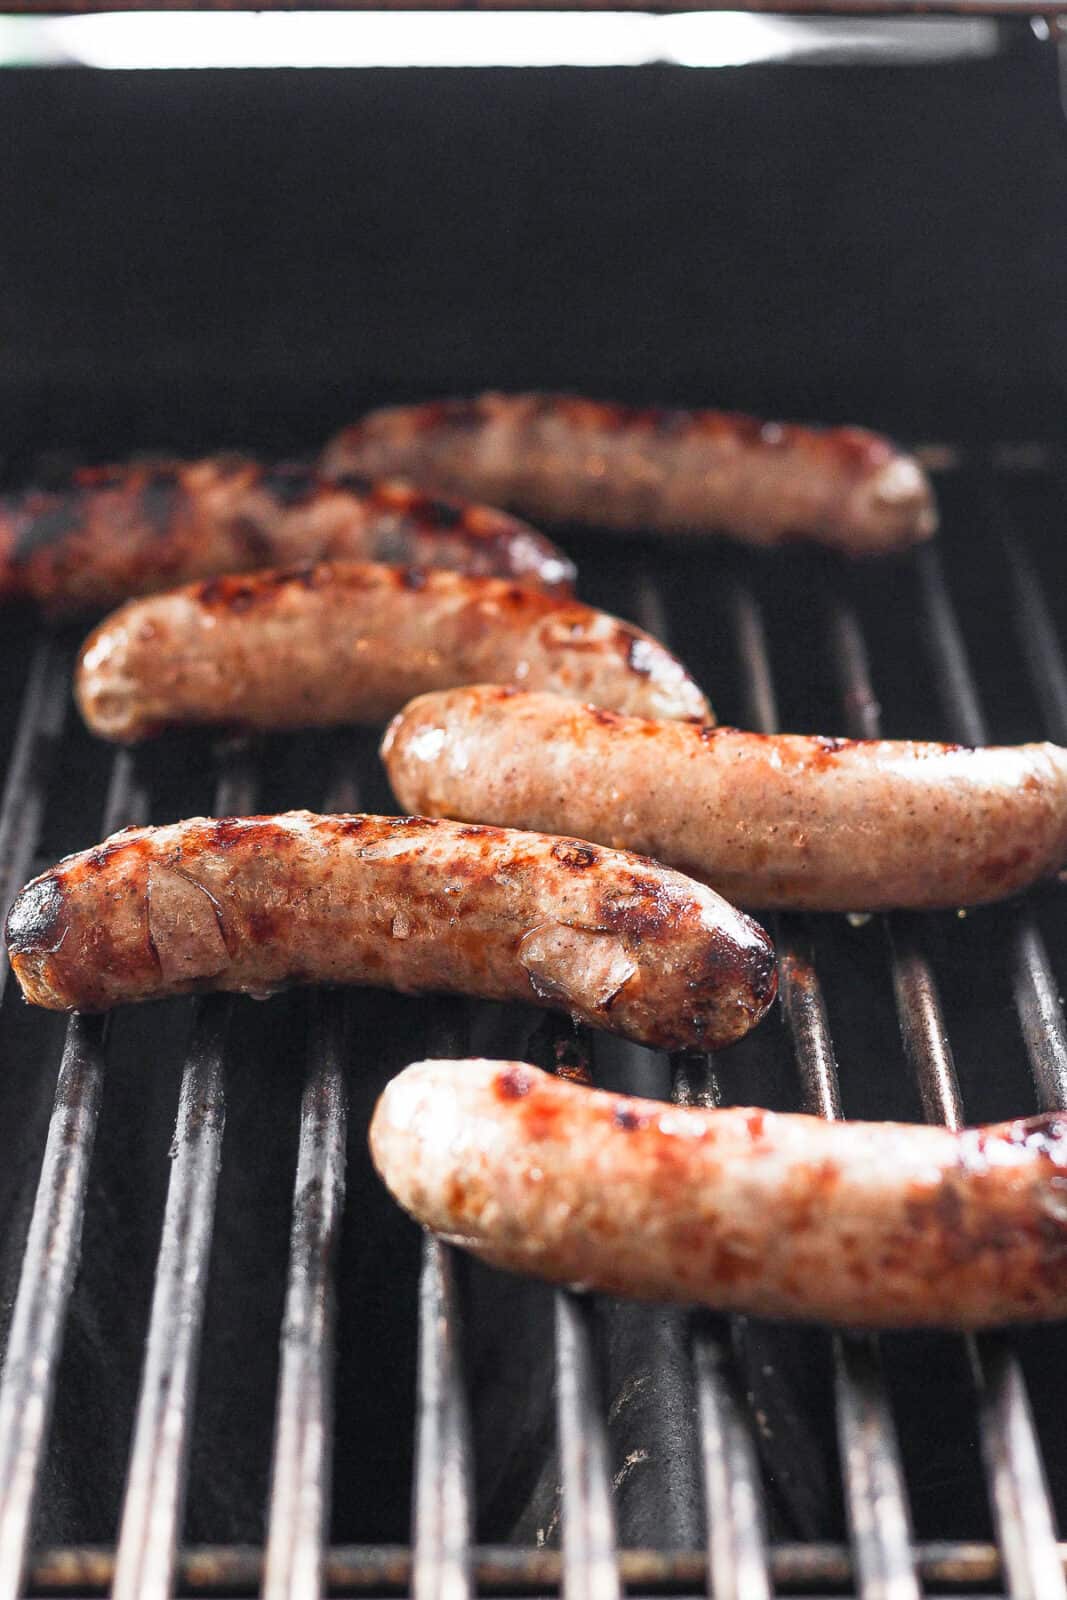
[0,457,574,615]
[75,561,711,741]
[382,687,1067,912]
[4,812,776,1048]
[322,392,938,554]
[371,1059,1067,1329]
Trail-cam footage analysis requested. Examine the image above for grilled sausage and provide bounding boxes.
[4,812,776,1047]
[75,562,710,742]
[382,688,1067,911]
[0,458,575,616]
[371,1058,1067,1329]
[322,393,937,555]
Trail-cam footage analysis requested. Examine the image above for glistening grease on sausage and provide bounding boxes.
[370,1059,1067,1329]
[75,563,710,741]
[382,687,1067,912]
[0,457,575,615]
[322,392,938,555]
[4,813,776,1048]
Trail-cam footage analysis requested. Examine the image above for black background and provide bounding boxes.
[3,40,1067,470]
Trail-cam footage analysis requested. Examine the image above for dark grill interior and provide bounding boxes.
[0,453,1066,1596]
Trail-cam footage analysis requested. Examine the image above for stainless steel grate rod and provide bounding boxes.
[637,578,773,1600]
[411,1004,475,1600]
[412,1238,474,1600]
[729,582,920,1600]
[264,757,356,1600]
[915,536,1067,1113]
[263,990,349,1600]
[0,750,145,1600]
[113,748,257,1600]
[674,1055,772,1600]
[996,492,1067,1111]
[556,1289,621,1600]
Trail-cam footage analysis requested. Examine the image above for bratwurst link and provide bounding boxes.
[0,457,575,616]
[382,688,1067,912]
[371,1059,1067,1329]
[322,392,938,554]
[4,813,776,1047]
[75,562,710,742]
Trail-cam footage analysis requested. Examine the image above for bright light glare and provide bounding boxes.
[0,11,998,71]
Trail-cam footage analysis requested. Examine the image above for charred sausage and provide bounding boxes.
[75,562,710,742]
[371,1058,1067,1329]
[4,812,776,1048]
[0,458,575,616]
[322,393,937,555]
[382,687,1067,911]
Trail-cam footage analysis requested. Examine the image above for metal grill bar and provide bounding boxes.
[539,1027,621,1600]
[0,750,145,1600]
[264,758,354,1600]
[996,500,1067,1111]
[730,583,920,1600]
[0,638,68,998]
[21,1538,1067,1596]
[830,551,1065,1600]
[671,1056,772,1600]
[263,991,348,1600]
[411,1005,474,1600]
[916,539,1067,1112]
[691,1329,771,1600]
[635,580,773,1600]
[556,1290,621,1600]
[113,749,257,1600]
[412,1239,473,1600]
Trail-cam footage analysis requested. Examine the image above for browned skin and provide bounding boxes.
[382,688,1067,912]
[322,393,938,554]
[75,561,710,742]
[371,1059,1067,1330]
[4,812,776,1048]
[0,457,575,616]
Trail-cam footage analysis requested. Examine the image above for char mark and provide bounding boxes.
[5,875,66,954]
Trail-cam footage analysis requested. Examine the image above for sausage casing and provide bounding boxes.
[76,562,711,742]
[382,687,1067,911]
[322,393,937,555]
[4,812,776,1048]
[0,458,575,616]
[371,1058,1067,1329]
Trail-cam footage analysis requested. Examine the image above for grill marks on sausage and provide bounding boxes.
[322,391,937,553]
[5,812,775,1050]
[1,456,575,614]
[77,563,711,740]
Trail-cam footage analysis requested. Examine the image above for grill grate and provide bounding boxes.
[0,455,1066,1597]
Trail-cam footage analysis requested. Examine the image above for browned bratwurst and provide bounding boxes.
[0,457,575,616]
[371,1059,1067,1329]
[4,812,776,1048]
[383,688,1067,912]
[76,562,710,742]
[322,393,937,555]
